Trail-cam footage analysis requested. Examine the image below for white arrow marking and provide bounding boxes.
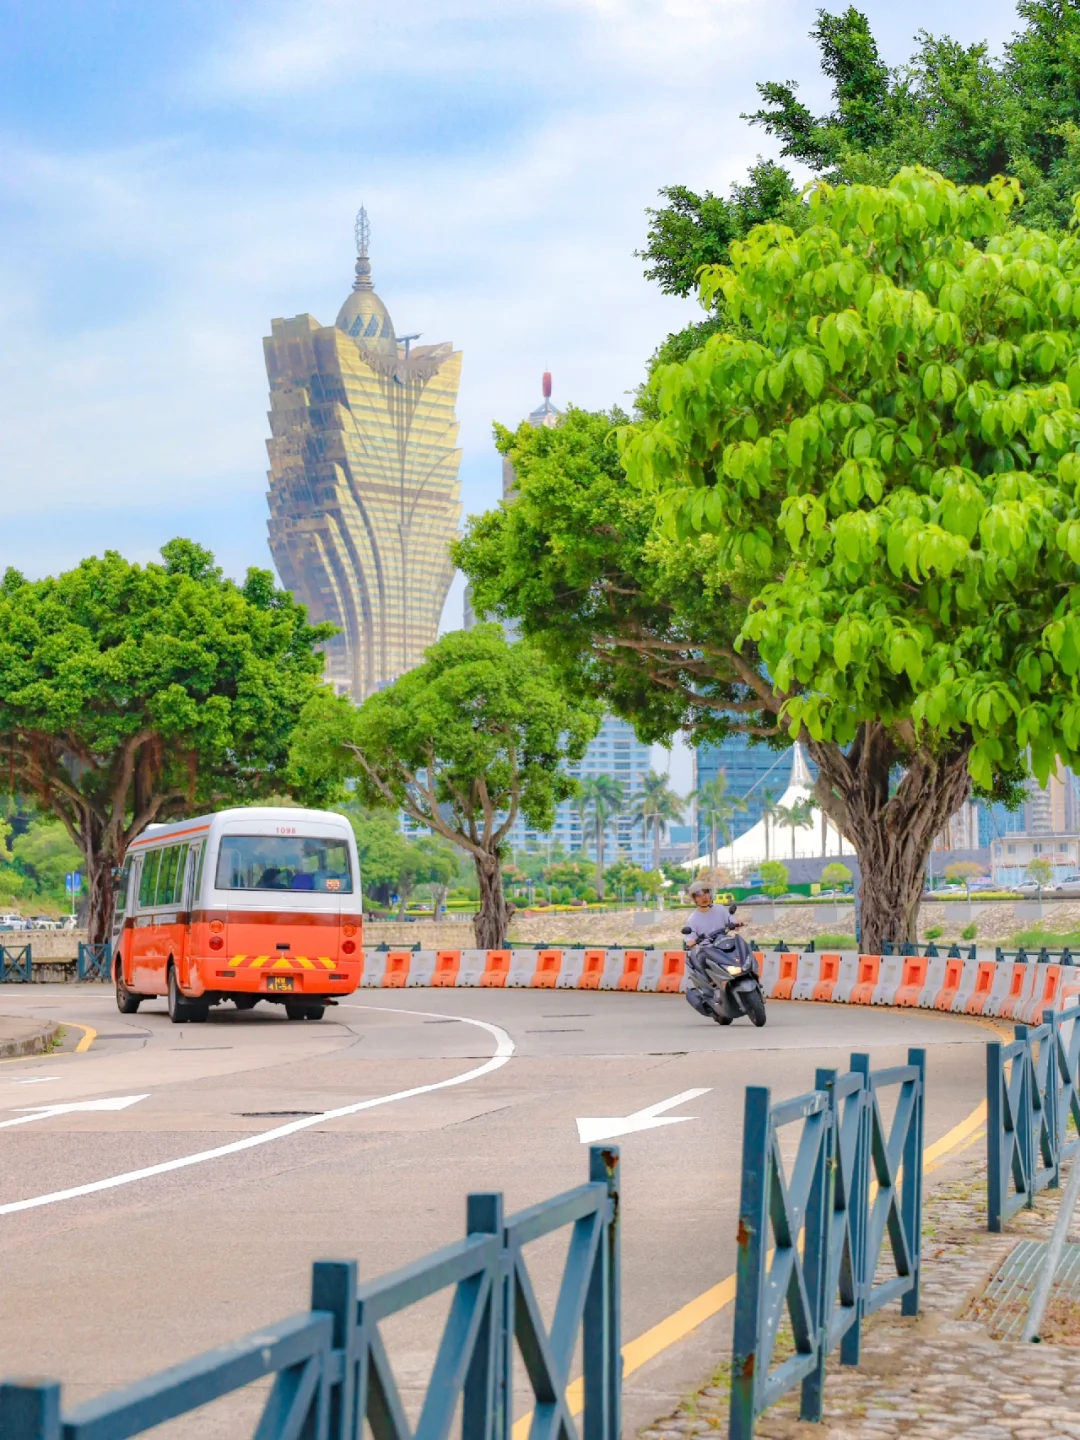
[576,1087,711,1144]
[0,1095,148,1130]
[4,1076,61,1085]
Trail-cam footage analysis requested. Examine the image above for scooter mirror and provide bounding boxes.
[728,903,738,913]
[680,925,693,935]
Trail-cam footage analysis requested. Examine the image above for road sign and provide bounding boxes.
[64,872,82,894]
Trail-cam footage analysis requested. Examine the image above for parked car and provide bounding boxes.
[0,913,26,930]
[30,916,61,930]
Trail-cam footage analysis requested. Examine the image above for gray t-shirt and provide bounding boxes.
[685,904,734,941]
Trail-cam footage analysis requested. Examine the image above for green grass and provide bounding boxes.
[811,933,858,948]
[1009,926,1080,948]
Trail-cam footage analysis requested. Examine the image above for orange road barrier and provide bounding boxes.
[381,951,411,988]
[980,959,1020,1017]
[893,955,929,1007]
[480,950,511,987]
[556,949,587,988]
[789,952,829,1001]
[431,950,462,987]
[999,962,1038,1020]
[405,951,438,987]
[828,952,866,1004]
[932,956,966,1010]
[963,961,999,1014]
[614,949,646,991]
[849,954,882,1005]
[770,952,801,1001]
[813,953,858,1003]
[757,950,782,996]
[1018,963,1067,1024]
[577,950,608,990]
[533,949,563,988]
[657,951,685,993]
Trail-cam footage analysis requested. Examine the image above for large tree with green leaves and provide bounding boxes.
[640,4,1080,339]
[0,540,334,944]
[289,624,600,948]
[459,167,1080,949]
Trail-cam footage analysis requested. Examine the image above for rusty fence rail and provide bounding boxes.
[729,1049,925,1439]
[0,1148,621,1440]
[988,1001,1080,1230]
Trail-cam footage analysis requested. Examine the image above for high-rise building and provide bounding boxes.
[265,208,462,700]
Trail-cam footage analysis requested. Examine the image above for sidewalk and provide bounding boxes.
[0,1014,62,1059]
[639,1155,1080,1439]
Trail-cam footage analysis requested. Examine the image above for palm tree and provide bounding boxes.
[776,799,816,859]
[695,773,746,878]
[758,788,782,863]
[576,775,626,899]
[632,771,684,876]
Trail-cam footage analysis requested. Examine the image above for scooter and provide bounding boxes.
[682,909,767,1027]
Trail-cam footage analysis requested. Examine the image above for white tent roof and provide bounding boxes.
[681,742,855,872]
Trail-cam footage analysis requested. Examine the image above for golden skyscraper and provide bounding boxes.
[264,208,462,700]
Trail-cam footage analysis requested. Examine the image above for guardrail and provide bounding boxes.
[988,1002,1080,1230]
[0,945,31,983]
[76,941,111,982]
[0,1146,621,1440]
[730,1049,925,1439]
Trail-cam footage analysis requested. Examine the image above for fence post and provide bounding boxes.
[841,1054,871,1366]
[0,1382,61,1439]
[311,1260,359,1440]
[987,1040,1004,1232]
[801,1068,838,1423]
[464,1193,503,1440]
[730,1087,771,1440]
[902,1048,926,1316]
[584,1145,621,1440]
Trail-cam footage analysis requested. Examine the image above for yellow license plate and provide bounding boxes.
[267,976,294,992]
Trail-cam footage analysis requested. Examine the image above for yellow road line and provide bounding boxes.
[510,1097,987,1440]
[67,1022,97,1053]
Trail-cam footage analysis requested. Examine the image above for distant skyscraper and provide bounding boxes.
[465,372,560,630]
[265,207,462,700]
[694,736,796,854]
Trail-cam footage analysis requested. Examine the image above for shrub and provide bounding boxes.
[925,926,944,940]
[961,922,978,941]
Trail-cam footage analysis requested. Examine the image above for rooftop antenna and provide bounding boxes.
[398,332,421,358]
[542,371,552,398]
[353,204,373,292]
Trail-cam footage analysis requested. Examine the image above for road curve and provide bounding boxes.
[0,984,990,1433]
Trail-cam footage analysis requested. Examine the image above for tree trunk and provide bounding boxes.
[764,819,770,862]
[791,827,796,860]
[821,810,827,857]
[805,727,973,954]
[85,848,117,948]
[595,817,605,899]
[473,852,510,949]
[710,821,717,877]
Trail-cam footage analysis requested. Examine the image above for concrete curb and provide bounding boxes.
[0,1018,63,1059]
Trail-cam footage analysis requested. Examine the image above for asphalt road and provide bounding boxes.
[0,985,992,1436]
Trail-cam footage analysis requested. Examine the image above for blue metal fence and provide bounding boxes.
[729,1049,925,1438]
[988,1002,1080,1230]
[0,1147,621,1440]
[0,945,31,983]
[76,941,111,982]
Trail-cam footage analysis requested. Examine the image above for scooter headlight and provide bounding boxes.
[725,964,743,976]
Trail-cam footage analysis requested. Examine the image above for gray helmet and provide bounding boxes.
[688,879,713,898]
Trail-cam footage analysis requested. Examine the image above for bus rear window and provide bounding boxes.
[215,836,353,894]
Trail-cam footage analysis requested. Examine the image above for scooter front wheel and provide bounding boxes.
[743,988,767,1027]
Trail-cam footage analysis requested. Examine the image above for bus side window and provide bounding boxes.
[113,862,131,916]
[157,844,188,908]
[187,843,205,908]
[138,851,162,910]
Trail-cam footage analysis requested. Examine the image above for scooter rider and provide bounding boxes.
[684,879,742,942]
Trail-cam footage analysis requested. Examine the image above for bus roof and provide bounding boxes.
[127,807,353,851]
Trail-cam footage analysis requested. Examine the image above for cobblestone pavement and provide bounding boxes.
[639,1156,1080,1439]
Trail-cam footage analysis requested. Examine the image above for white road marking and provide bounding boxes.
[0,1095,148,1130]
[0,1007,513,1216]
[3,1076,61,1085]
[576,1087,711,1144]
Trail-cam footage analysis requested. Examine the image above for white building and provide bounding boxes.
[991,832,1080,885]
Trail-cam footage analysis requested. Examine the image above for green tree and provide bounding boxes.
[458,167,1078,951]
[11,818,82,903]
[576,775,626,898]
[694,772,746,877]
[759,860,790,897]
[605,860,661,901]
[820,861,854,890]
[396,838,457,919]
[631,771,684,874]
[1026,855,1055,899]
[758,788,783,864]
[944,858,986,898]
[289,625,600,949]
[0,540,333,944]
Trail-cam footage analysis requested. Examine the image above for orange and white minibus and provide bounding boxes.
[111,807,362,1022]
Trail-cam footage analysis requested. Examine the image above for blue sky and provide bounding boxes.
[0,0,1023,627]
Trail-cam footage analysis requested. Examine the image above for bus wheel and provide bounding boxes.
[115,964,140,1015]
[167,966,191,1024]
[285,1001,324,1021]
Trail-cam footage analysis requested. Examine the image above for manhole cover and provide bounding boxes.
[237,1111,321,1118]
[970,1240,1080,1340]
